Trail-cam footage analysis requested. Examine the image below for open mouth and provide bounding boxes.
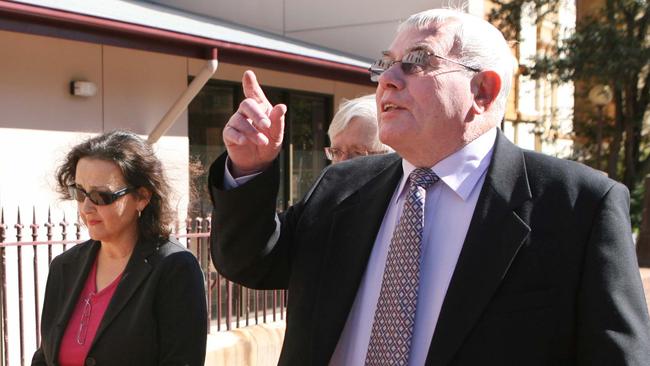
[381,102,404,112]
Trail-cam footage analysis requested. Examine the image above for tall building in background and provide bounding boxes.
[494,0,576,157]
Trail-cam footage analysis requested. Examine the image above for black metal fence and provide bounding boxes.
[0,207,286,366]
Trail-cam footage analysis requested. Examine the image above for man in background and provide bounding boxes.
[325,94,392,164]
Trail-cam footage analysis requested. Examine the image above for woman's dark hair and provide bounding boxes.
[56,130,174,243]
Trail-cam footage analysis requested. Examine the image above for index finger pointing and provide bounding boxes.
[242,70,272,111]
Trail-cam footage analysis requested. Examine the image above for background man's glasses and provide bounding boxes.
[368,48,481,82]
[324,147,387,161]
[68,185,135,206]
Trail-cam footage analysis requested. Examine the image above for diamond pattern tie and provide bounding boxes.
[365,168,439,366]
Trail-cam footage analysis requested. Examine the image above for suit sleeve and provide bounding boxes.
[31,255,64,366]
[31,345,46,366]
[156,251,208,366]
[577,183,650,365]
[208,152,305,289]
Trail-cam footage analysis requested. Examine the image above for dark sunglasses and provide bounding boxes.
[68,185,135,206]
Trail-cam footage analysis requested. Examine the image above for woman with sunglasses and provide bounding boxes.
[32,130,207,366]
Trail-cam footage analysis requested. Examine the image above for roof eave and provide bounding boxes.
[0,1,373,85]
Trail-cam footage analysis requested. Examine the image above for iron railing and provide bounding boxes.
[0,206,286,366]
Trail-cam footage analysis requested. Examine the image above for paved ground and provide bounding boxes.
[641,268,650,314]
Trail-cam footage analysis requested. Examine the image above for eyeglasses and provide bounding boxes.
[68,185,135,206]
[368,48,481,82]
[324,147,387,161]
[76,292,94,345]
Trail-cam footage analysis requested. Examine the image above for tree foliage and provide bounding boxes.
[489,0,650,194]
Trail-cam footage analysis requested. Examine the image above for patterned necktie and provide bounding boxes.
[365,168,439,366]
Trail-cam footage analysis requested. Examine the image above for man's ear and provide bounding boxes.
[470,70,501,114]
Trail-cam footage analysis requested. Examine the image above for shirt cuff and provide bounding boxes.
[223,156,262,189]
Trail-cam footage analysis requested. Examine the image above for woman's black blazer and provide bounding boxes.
[32,237,208,366]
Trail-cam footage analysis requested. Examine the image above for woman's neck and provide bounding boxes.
[99,230,138,260]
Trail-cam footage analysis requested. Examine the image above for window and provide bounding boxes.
[188,79,332,215]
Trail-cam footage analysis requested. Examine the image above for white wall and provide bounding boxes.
[0,31,190,222]
[0,31,103,131]
[0,30,104,226]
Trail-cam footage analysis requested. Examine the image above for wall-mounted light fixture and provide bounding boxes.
[70,80,97,97]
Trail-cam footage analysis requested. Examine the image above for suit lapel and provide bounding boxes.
[312,157,403,365]
[91,239,155,347]
[426,131,533,365]
[52,241,100,361]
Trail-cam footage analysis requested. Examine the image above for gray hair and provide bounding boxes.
[398,9,516,121]
[327,94,392,152]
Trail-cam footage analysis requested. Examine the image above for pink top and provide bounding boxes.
[58,257,123,366]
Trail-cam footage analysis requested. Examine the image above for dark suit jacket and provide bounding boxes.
[32,237,207,366]
[209,130,650,365]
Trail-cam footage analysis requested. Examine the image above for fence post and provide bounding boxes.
[203,216,212,334]
[15,208,25,366]
[185,217,192,251]
[74,211,82,241]
[226,280,232,331]
[59,212,69,251]
[31,207,41,347]
[0,208,8,366]
[217,272,222,331]
[194,216,203,267]
[44,208,54,265]
[637,174,650,266]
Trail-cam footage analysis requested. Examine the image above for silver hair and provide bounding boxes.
[327,94,392,152]
[398,8,516,121]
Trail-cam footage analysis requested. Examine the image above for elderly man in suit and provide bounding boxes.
[209,8,650,366]
[325,94,392,164]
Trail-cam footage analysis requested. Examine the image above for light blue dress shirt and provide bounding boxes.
[329,128,496,366]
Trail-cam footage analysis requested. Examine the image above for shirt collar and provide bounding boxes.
[396,127,497,202]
